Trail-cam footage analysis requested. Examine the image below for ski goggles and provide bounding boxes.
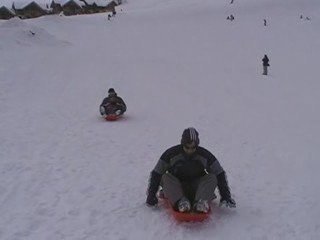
[183,144,197,150]
[183,143,197,154]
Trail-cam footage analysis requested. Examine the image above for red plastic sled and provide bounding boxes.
[105,114,122,121]
[160,198,211,222]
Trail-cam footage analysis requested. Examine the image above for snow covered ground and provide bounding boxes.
[1,0,320,239]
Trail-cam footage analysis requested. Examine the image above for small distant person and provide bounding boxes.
[262,54,270,75]
[264,19,267,26]
[100,88,126,117]
[112,9,116,17]
[107,14,111,21]
[227,15,234,21]
[300,15,304,19]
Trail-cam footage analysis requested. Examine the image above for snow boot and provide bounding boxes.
[194,199,209,213]
[177,197,191,213]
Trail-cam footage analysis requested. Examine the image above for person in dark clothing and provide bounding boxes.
[262,54,270,75]
[100,88,126,117]
[146,128,236,213]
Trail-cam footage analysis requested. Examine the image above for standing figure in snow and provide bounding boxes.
[264,19,267,26]
[262,54,270,75]
[112,9,116,17]
[146,128,236,213]
[100,88,126,117]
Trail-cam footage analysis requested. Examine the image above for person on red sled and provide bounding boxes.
[100,88,127,117]
[146,127,236,213]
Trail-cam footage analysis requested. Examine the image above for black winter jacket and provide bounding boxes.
[147,145,232,200]
[100,95,127,113]
[262,55,270,66]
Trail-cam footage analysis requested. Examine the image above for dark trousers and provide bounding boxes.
[161,173,217,206]
[263,66,268,75]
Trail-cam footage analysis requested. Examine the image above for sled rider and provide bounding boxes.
[100,88,127,117]
[146,127,236,213]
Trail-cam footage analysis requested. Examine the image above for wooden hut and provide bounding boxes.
[0,6,15,19]
[61,0,84,16]
[50,0,63,14]
[79,0,110,14]
[13,1,48,19]
[106,0,117,12]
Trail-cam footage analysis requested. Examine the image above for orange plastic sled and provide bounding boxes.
[105,114,121,121]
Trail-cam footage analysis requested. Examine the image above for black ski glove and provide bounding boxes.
[219,197,236,208]
[146,170,162,207]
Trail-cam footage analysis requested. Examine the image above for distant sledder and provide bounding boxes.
[100,88,127,121]
[146,128,236,221]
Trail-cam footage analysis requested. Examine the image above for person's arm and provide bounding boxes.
[146,170,162,206]
[217,171,231,200]
[116,97,127,112]
[217,171,236,207]
[100,97,109,106]
[146,146,179,206]
[200,147,236,207]
[146,155,170,206]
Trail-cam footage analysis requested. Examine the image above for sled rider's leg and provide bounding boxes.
[194,173,217,202]
[161,173,184,206]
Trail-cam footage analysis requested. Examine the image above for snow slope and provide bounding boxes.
[1,0,320,239]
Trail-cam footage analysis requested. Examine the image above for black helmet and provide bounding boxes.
[108,88,116,94]
[181,127,200,146]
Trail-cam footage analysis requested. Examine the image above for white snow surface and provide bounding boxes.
[1,0,320,239]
